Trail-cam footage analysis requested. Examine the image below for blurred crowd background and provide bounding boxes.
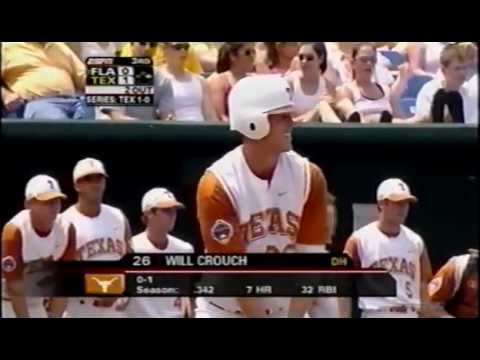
[1,42,478,124]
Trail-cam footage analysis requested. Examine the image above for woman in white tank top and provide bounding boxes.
[336,43,410,123]
[161,42,218,122]
[286,43,340,123]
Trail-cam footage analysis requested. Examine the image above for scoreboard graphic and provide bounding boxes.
[85,57,154,106]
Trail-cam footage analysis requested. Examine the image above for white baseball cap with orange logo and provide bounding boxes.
[73,157,108,182]
[377,178,418,203]
[25,175,67,201]
[141,188,185,213]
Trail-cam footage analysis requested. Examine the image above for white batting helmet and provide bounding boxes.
[228,75,294,140]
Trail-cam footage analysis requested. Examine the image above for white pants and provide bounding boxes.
[308,298,342,318]
[2,300,48,318]
[195,298,289,318]
[65,298,126,318]
[361,309,419,318]
[195,298,244,318]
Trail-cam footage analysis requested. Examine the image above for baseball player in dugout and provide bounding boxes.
[125,188,194,318]
[196,74,334,318]
[342,178,450,318]
[58,157,132,318]
[428,248,478,318]
[1,175,69,318]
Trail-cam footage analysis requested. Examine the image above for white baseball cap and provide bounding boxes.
[377,178,418,203]
[25,175,67,202]
[73,158,108,182]
[141,188,185,213]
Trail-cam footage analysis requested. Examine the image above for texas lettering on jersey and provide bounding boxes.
[238,208,300,243]
[78,237,125,260]
[371,257,416,281]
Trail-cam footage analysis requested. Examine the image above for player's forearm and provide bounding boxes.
[48,298,68,317]
[337,297,353,318]
[288,298,315,318]
[8,280,30,317]
[237,298,271,317]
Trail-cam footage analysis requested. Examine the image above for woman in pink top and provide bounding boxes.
[207,42,256,122]
[336,43,411,123]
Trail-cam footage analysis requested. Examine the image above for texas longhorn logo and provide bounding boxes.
[85,274,125,295]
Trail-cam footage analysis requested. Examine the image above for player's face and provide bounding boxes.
[147,207,177,233]
[265,112,294,153]
[382,200,410,225]
[28,198,62,227]
[75,173,106,203]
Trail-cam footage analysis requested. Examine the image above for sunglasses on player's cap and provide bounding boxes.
[142,187,185,213]
[25,175,67,202]
[73,157,108,183]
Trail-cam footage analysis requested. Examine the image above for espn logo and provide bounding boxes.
[85,274,125,295]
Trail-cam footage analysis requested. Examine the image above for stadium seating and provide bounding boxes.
[402,74,434,99]
[379,50,406,71]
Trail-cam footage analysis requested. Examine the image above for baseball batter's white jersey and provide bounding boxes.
[126,232,194,318]
[196,145,329,317]
[61,204,127,318]
[2,210,67,318]
[352,221,424,312]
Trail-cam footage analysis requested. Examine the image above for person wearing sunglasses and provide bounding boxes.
[160,42,217,122]
[207,42,256,122]
[120,42,203,74]
[285,42,341,123]
[335,43,408,123]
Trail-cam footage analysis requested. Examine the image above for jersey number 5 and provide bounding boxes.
[405,280,413,298]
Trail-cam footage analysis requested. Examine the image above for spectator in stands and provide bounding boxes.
[411,44,478,124]
[120,43,204,74]
[79,42,117,61]
[335,43,409,123]
[324,42,395,88]
[100,70,175,121]
[160,42,217,122]
[262,42,299,75]
[2,42,91,120]
[207,42,256,122]
[1,76,25,118]
[404,42,451,76]
[285,42,340,123]
[190,42,222,74]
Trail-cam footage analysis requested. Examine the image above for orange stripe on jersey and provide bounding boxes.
[196,171,246,253]
[428,259,456,302]
[296,163,329,245]
[343,236,362,268]
[1,223,23,281]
